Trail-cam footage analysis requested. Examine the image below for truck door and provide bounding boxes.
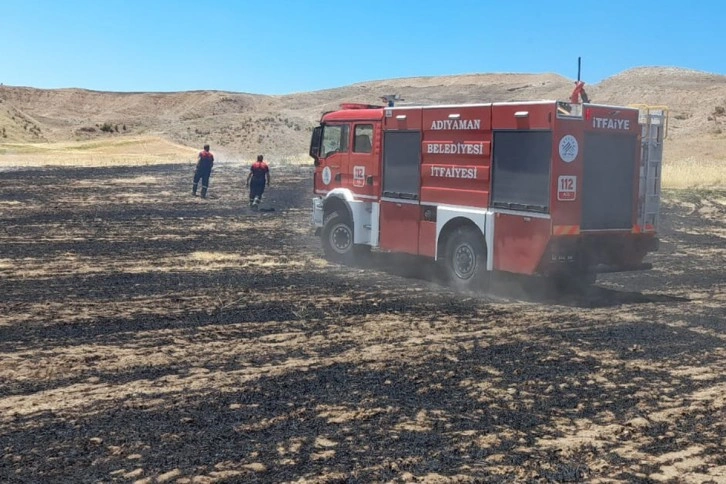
[314,123,350,194]
[378,130,421,255]
[349,123,380,198]
[490,103,554,274]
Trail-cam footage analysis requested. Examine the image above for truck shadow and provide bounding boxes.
[351,252,688,308]
[485,273,690,308]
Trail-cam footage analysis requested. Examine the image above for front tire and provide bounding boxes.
[321,211,367,264]
[442,227,489,291]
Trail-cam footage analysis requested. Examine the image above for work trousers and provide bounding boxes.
[192,164,212,198]
[249,179,266,202]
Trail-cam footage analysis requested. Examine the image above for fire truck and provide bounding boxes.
[309,86,666,290]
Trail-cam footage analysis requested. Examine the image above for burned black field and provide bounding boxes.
[0,163,724,483]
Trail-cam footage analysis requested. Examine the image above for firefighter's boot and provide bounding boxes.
[201,186,208,199]
[192,182,198,196]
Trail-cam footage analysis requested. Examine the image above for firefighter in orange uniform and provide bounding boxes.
[192,144,214,198]
[246,154,271,208]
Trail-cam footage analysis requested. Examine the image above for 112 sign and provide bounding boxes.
[353,165,366,187]
[557,175,577,201]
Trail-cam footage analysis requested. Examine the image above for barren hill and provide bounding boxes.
[1,67,725,164]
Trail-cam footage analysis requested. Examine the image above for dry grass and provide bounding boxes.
[273,152,315,166]
[0,136,197,167]
[662,136,726,188]
[220,152,314,167]
[0,136,313,168]
[662,158,726,189]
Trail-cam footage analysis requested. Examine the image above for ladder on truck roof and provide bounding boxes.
[632,104,668,232]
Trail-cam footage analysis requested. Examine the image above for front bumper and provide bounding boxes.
[312,197,324,229]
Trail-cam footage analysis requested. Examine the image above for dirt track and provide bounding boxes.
[0,163,724,483]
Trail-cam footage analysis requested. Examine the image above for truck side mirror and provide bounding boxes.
[310,126,322,165]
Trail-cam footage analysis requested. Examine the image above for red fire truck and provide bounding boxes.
[309,89,666,290]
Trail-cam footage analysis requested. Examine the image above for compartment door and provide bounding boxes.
[582,133,637,230]
[379,131,421,254]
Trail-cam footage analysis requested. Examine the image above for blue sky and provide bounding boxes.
[1,0,723,95]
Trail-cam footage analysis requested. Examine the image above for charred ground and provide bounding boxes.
[0,164,724,483]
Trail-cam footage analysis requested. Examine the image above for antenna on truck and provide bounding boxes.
[570,56,590,104]
[381,94,403,107]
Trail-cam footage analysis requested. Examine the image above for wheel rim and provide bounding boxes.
[453,242,476,280]
[329,223,353,254]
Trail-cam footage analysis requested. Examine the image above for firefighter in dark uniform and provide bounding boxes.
[246,154,270,207]
[192,144,214,198]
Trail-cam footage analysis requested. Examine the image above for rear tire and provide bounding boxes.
[442,227,489,291]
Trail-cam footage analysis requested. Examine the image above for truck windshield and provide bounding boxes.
[322,124,349,157]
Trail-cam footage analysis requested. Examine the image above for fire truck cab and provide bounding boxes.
[310,97,666,290]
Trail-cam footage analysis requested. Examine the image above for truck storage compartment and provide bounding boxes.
[491,130,552,213]
[581,133,637,230]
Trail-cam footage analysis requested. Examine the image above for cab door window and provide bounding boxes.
[322,124,349,157]
[353,124,373,153]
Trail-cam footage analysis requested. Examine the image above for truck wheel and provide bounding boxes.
[443,227,489,291]
[321,211,357,263]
